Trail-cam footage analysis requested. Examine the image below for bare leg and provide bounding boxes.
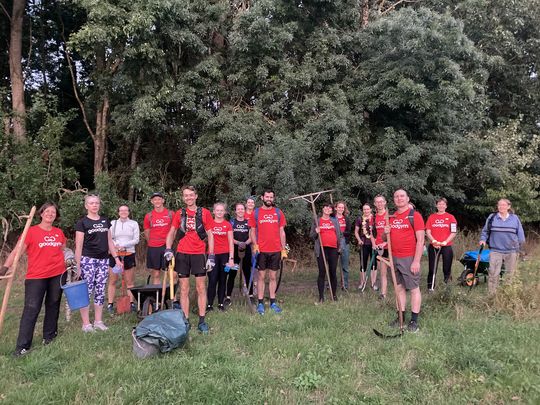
[107,270,118,304]
[380,264,388,295]
[396,283,407,312]
[257,270,267,300]
[268,270,277,299]
[410,287,421,313]
[196,276,207,316]
[151,269,162,284]
[123,268,136,302]
[80,307,90,326]
[179,278,190,319]
[371,270,378,287]
[94,304,103,323]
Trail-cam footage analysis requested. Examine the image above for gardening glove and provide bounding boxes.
[281,249,288,259]
[0,265,9,276]
[252,244,260,255]
[163,249,174,262]
[206,254,215,272]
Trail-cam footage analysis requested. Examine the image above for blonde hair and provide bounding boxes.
[497,198,514,213]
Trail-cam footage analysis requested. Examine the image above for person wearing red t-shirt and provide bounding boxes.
[165,185,214,334]
[1,203,67,356]
[310,202,342,302]
[425,197,457,291]
[384,189,425,333]
[244,196,256,223]
[206,203,234,312]
[335,201,352,290]
[249,189,287,315]
[371,195,389,298]
[143,192,173,284]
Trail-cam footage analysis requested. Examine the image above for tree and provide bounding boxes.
[7,0,26,140]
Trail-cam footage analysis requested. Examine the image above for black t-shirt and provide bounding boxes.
[75,216,111,259]
[231,219,250,243]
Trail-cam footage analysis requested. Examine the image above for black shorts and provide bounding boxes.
[257,252,281,271]
[375,248,389,270]
[175,253,206,278]
[109,253,136,270]
[147,246,166,271]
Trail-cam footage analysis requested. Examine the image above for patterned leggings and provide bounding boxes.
[81,256,109,305]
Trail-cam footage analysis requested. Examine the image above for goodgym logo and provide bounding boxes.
[260,214,277,224]
[153,218,169,228]
[391,218,410,230]
[433,218,449,228]
[39,235,63,248]
[88,222,108,234]
[213,226,226,236]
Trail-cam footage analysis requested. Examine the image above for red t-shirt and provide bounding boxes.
[319,218,338,248]
[248,208,286,253]
[173,207,213,254]
[143,209,173,247]
[244,211,253,223]
[210,219,232,255]
[389,210,425,258]
[337,216,346,233]
[374,212,387,246]
[426,213,457,246]
[24,225,66,279]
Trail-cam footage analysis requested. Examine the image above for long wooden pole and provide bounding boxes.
[310,199,335,301]
[384,211,404,333]
[0,206,36,335]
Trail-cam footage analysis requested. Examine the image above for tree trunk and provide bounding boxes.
[361,0,370,28]
[127,135,141,201]
[9,0,26,141]
[93,96,109,176]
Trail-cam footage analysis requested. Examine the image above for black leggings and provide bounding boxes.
[207,253,228,306]
[16,274,63,350]
[226,245,253,296]
[427,245,454,289]
[317,247,338,300]
[359,244,374,272]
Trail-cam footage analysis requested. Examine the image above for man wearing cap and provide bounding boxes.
[143,192,174,284]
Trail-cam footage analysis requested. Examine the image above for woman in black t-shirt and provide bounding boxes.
[225,203,253,305]
[75,195,123,332]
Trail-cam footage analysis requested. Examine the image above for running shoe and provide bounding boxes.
[224,297,232,306]
[198,321,209,335]
[257,303,265,315]
[107,303,114,314]
[378,293,386,300]
[172,301,181,310]
[13,348,30,357]
[206,305,214,312]
[373,285,379,291]
[270,303,282,313]
[407,320,419,333]
[93,321,109,331]
[218,304,225,312]
[82,324,95,333]
[130,302,137,313]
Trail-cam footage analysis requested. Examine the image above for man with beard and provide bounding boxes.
[249,189,287,315]
[384,189,425,332]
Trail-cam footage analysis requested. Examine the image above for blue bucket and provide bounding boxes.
[61,279,89,310]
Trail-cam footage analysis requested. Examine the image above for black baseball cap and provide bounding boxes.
[149,192,164,200]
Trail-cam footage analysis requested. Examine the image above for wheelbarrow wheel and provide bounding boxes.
[460,268,477,287]
[141,296,156,317]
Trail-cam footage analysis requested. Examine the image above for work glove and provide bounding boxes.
[163,249,174,262]
[281,248,288,259]
[0,265,9,276]
[252,244,260,255]
[206,254,216,272]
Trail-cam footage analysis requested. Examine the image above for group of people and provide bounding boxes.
[0,186,525,356]
[309,191,526,332]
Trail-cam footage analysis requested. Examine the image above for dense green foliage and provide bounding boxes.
[1,0,539,234]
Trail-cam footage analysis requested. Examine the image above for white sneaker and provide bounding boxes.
[82,324,95,333]
[93,321,108,331]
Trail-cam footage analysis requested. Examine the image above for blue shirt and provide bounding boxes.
[480,213,525,253]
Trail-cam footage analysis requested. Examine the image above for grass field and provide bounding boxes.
[0,244,539,404]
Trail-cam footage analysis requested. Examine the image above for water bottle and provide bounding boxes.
[112,264,123,274]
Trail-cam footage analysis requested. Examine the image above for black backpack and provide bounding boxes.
[178,207,207,241]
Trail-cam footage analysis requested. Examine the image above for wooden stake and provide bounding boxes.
[0,206,36,335]
[290,190,336,301]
